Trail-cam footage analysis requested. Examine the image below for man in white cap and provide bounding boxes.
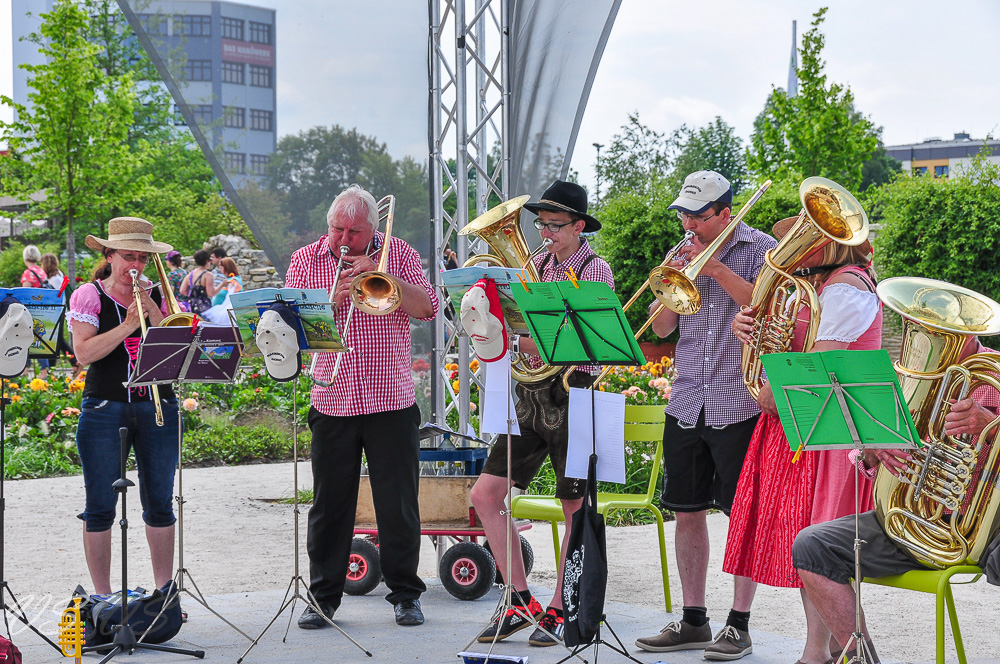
[285,184,438,629]
[635,171,776,660]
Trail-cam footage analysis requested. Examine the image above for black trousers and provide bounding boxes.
[306,403,426,608]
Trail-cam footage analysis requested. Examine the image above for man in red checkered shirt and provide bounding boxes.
[286,185,439,629]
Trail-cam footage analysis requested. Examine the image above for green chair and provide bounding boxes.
[863,565,983,664]
[510,403,672,612]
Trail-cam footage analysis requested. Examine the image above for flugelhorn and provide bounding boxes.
[458,196,562,383]
[130,268,164,427]
[874,277,1000,567]
[561,180,772,391]
[649,180,772,315]
[741,177,869,399]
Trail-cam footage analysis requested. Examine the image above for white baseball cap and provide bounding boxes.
[0,297,33,378]
[668,170,733,215]
[255,304,302,382]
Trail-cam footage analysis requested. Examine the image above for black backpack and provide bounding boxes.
[71,581,183,648]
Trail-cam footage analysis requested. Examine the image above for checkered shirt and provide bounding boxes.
[285,233,439,417]
[666,222,777,426]
[525,239,615,373]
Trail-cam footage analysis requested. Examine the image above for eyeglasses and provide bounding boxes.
[675,210,719,224]
[116,252,150,265]
[533,219,574,233]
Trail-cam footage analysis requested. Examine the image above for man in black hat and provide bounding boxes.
[471,180,614,647]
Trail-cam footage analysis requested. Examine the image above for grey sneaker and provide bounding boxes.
[634,620,713,652]
[703,625,753,661]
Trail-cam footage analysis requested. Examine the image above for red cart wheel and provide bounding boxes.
[344,538,381,596]
[440,542,496,600]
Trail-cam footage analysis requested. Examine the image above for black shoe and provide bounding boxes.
[394,599,424,626]
[297,601,336,629]
[528,607,565,646]
[477,596,544,642]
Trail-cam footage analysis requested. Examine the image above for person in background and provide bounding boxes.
[41,252,64,290]
[444,243,459,270]
[209,247,228,304]
[179,249,221,315]
[20,245,47,288]
[200,257,243,325]
[165,251,187,301]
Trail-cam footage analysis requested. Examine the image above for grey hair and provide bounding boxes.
[327,184,379,231]
[22,244,41,263]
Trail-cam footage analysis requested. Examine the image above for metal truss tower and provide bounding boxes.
[429,0,511,435]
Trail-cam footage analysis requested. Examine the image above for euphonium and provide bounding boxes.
[458,196,562,383]
[130,268,165,427]
[740,177,869,399]
[874,277,1000,567]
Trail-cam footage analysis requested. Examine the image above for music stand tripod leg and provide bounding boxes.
[236,381,372,662]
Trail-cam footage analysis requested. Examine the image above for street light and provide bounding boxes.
[593,142,604,206]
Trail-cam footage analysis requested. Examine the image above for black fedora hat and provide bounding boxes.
[524,180,601,233]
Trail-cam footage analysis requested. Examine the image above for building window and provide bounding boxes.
[220,17,244,40]
[223,106,246,129]
[250,154,270,176]
[174,15,211,37]
[224,152,246,174]
[913,166,928,176]
[175,104,213,125]
[137,13,168,36]
[221,61,245,84]
[249,65,273,88]
[249,109,273,132]
[182,60,212,82]
[248,21,272,45]
[934,165,949,178]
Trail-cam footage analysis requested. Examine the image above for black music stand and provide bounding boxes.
[127,324,250,642]
[81,427,205,663]
[762,349,920,664]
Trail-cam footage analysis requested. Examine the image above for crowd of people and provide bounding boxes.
[7,172,997,663]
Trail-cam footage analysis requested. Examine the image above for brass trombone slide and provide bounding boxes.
[129,268,164,427]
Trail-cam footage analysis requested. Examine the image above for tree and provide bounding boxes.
[667,117,749,196]
[595,112,671,200]
[1,0,140,283]
[747,7,879,191]
[861,145,902,191]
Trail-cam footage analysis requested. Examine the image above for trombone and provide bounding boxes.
[562,180,772,391]
[313,195,398,387]
[129,268,165,427]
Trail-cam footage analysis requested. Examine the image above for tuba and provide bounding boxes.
[740,177,869,399]
[458,196,562,383]
[874,277,1000,567]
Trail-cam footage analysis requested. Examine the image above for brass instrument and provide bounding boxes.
[649,180,772,315]
[740,177,869,399]
[458,196,562,383]
[152,254,196,327]
[561,181,773,392]
[874,277,1000,567]
[129,268,165,427]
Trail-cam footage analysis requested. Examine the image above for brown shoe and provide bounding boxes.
[635,620,713,653]
[703,625,753,661]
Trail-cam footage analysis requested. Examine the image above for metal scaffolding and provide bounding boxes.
[429,0,510,435]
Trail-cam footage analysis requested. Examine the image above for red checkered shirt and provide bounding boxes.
[525,239,615,373]
[285,233,439,417]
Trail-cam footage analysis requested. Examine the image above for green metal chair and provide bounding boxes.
[510,404,672,612]
[863,565,983,664]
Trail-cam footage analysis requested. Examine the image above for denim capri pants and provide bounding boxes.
[76,395,179,532]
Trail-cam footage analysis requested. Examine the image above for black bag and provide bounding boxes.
[561,454,608,647]
[72,581,183,647]
[0,635,22,664]
[185,271,212,314]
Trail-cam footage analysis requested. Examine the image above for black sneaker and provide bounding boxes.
[297,601,336,630]
[528,607,564,646]
[476,596,544,642]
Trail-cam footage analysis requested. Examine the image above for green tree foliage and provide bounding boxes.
[595,112,671,200]
[861,145,902,192]
[0,0,140,283]
[667,117,749,196]
[747,7,879,191]
[871,154,1000,301]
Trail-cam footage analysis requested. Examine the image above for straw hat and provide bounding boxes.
[85,217,173,254]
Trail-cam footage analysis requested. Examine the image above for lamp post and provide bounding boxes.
[593,142,604,206]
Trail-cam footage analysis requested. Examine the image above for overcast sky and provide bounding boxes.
[3,0,999,195]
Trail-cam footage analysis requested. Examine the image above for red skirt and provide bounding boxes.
[723,413,818,588]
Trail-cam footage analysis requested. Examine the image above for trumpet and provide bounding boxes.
[309,246,349,386]
[562,180,772,391]
[129,268,164,427]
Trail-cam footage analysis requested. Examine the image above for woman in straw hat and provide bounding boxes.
[66,217,179,595]
[722,218,880,664]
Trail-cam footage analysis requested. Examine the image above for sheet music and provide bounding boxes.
[565,388,626,484]
[480,355,521,436]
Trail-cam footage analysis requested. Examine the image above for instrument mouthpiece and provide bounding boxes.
[129,268,138,278]
[542,238,553,247]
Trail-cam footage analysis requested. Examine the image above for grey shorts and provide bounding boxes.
[792,511,923,584]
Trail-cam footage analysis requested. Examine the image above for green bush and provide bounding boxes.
[871,155,1000,300]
